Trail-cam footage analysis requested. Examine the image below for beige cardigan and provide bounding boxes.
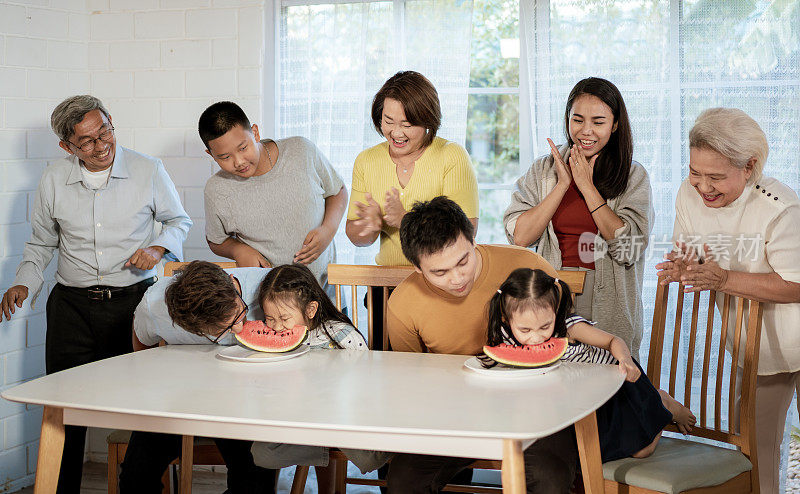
[503,144,654,358]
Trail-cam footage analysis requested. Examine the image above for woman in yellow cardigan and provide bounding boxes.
[346,71,479,266]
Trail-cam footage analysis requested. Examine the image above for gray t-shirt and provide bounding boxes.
[204,137,344,288]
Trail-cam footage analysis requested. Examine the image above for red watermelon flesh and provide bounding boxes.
[483,337,568,368]
[235,321,307,353]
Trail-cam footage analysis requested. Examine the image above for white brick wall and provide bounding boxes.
[1,0,266,487]
[1,2,89,488]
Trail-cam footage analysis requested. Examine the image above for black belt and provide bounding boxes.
[60,277,157,301]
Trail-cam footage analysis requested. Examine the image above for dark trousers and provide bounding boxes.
[119,431,278,494]
[386,426,578,494]
[368,286,393,350]
[45,281,152,494]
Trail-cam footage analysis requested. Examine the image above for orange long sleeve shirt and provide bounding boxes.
[387,245,557,355]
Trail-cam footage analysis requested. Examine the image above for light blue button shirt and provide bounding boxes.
[133,267,269,346]
[13,146,192,299]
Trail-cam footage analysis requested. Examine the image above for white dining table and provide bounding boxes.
[2,345,623,494]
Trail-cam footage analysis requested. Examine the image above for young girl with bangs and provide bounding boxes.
[483,268,695,462]
[251,264,389,493]
[257,263,365,350]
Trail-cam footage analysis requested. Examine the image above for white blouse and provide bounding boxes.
[304,320,367,350]
[673,176,800,375]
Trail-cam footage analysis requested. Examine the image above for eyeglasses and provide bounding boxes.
[67,126,115,153]
[205,291,248,344]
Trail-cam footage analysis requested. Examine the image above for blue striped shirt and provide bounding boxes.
[500,314,617,365]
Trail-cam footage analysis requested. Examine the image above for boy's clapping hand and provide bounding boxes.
[295,225,335,265]
[231,243,270,268]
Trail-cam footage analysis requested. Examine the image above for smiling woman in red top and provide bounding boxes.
[504,77,653,357]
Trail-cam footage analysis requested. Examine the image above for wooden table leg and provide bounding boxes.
[501,439,525,494]
[180,435,194,493]
[34,406,64,494]
[575,411,603,494]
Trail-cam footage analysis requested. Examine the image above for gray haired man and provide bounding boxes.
[0,95,192,493]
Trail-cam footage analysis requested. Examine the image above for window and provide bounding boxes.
[278,0,519,262]
[466,0,521,244]
[277,0,800,488]
[524,1,800,488]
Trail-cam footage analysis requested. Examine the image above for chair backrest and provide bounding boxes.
[558,270,585,299]
[163,261,238,277]
[327,264,414,350]
[326,264,586,351]
[646,283,763,459]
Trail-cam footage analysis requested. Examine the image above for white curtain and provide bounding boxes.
[279,0,474,264]
[521,0,800,487]
[521,0,800,345]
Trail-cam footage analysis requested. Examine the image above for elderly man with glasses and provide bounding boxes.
[123,261,278,493]
[0,95,192,493]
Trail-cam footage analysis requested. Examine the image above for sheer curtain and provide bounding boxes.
[278,0,474,264]
[521,0,800,325]
[521,0,800,488]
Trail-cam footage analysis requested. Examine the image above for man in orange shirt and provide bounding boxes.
[386,196,577,493]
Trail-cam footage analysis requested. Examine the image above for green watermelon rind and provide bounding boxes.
[235,323,308,353]
[483,337,568,368]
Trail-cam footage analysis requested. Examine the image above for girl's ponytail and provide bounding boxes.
[551,277,574,338]
[486,289,508,347]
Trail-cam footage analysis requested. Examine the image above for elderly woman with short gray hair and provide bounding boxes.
[657,107,800,494]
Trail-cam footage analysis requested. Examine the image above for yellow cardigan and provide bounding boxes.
[346,137,479,265]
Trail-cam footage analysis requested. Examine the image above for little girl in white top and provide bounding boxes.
[257,263,366,350]
[251,264,387,493]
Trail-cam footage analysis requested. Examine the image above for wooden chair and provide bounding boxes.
[330,263,415,349]
[107,260,236,494]
[291,266,585,494]
[289,264,413,493]
[162,261,237,276]
[602,283,763,494]
[106,430,171,494]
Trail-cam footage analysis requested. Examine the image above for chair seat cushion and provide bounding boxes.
[106,429,132,444]
[602,437,752,494]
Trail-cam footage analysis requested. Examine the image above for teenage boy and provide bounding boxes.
[386,197,577,494]
[199,102,347,293]
[120,261,277,494]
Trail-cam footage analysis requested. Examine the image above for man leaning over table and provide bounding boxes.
[386,196,578,494]
[0,95,192,494]
[120,261,278,493]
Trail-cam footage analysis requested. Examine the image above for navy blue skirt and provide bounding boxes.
[595,359,672,462]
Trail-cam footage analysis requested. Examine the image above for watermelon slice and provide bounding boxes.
[483,337,568,368]
[235,321,308,353]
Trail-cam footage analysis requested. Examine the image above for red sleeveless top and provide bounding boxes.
[551,183,598,269]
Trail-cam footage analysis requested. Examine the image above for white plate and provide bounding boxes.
[463,356,560,377]
[217,344,310,362]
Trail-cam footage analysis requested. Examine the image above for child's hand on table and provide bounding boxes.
[618,357,641,383]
